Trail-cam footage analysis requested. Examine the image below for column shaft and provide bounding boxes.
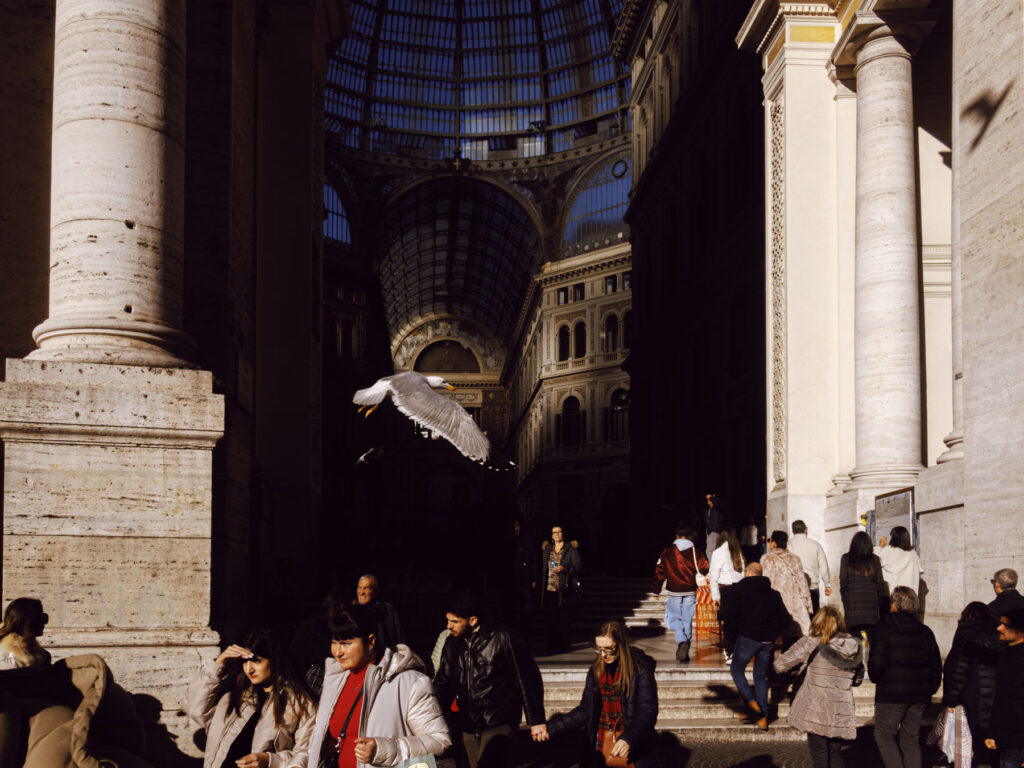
[851,31,924,486]
[31,0,191,365]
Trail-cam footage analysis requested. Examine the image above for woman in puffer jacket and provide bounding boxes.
[942,601,1001,764]
[185,627,316,768]
[774,606,864,768]
[299,603,450,768]
[547,620,661,768]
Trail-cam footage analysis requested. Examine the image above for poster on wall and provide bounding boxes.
[873,487,919,555]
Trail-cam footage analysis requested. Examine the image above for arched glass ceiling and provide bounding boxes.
[326,0,631,161]
[562,153,631,252]
[377,177,539,344]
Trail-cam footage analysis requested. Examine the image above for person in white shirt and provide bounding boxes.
[789,520,832,613]
[708,528,746,661]
[874,525,923,594]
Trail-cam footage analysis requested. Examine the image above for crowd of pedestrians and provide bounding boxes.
[2,510,1023,768]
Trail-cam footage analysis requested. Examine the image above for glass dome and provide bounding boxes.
[326,0,631,161]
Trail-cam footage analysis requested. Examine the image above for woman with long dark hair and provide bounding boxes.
[541,523,583,653]
[709,528,745,660]
[0,597,50,669]
[874,526,923,594]
[547,620,660,767]
[185,627,315,768]
[839,532,888,641]
[774,606,864,768]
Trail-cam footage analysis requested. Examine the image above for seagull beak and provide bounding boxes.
[444,384,455,391]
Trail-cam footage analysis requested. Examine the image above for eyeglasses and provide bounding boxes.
[593,645,618,657]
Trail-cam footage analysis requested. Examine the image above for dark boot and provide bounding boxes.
[675,641,690,662]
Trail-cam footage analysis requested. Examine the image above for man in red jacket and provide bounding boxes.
[651,521,710,662]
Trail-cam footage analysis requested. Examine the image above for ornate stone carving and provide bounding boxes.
[769,98,787,485]
[393,317,505,373]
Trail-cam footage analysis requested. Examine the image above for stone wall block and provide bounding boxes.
[3,443,211,538]
[3,535,210,628]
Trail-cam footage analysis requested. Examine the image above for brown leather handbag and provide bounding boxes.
[600,731,635,768]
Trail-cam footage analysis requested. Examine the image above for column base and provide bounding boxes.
[30,315,196,367]
[0,359,224,764]
[848,462,923,488]
[827,474,853,497]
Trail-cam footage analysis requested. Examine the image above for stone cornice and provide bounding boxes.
[326,132,630,175]
[611,0,651,62]
[737,2,837,53]
[831,8,938,66]
[537,252,632,287]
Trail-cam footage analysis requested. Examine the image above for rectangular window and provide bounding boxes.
[572,282,585,301]
[605,275,617,294]
[557,287,569,305]
[623,271,631,290]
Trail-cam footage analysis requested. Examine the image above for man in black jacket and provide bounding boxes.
[985,608,1024,768]
[721,562,791,730]
[434,590,547,768]
[869,586,942,768]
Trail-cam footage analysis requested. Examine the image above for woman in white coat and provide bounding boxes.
[185,627,316,768]
[300,603,450,768]
[874,526,923,594]
[708,528,745,661]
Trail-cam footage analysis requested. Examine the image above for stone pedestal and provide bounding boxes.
[850,29,924,487]
[0,360,222,758]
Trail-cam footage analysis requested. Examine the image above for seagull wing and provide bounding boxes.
[353,376,395,406]
[390,376,490,463]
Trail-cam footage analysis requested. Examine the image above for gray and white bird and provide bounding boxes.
[352,372,490,463]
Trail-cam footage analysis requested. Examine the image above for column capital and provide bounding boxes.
[832,10,937,68]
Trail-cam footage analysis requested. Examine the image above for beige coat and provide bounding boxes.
[774,634,863,740]
[761,548,814,635]
[184,660,315,768]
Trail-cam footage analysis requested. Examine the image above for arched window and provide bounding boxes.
[603,314,619,352]
[560,396,583,447]
[557,325,570,361]
[323,184,351,243]
[606,388,630,441]
[573,321,586,358]
[623,310,632,349]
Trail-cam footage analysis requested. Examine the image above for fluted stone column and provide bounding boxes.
[850,29,924,487]
[30,0,192,366]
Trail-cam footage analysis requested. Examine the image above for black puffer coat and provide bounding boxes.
[548,648,661,768]
[941,616,1001,735]
[868,611,942,704]
[433,623,546,731]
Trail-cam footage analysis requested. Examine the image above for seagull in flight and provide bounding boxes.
[353,372,490,463]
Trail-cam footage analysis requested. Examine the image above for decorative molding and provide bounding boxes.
[392,317,505,372]
[769,97,788,485]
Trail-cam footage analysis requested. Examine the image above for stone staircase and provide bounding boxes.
[528,577,880,743]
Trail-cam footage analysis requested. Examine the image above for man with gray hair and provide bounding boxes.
[868,586,942,768]
[988,567,1024,620]
[355,573,404,648]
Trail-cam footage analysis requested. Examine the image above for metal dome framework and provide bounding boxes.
[326,0,631,161]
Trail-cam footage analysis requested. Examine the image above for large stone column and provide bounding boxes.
[850,28,924,487]
[30,0,192,366]
[0,2,223,761]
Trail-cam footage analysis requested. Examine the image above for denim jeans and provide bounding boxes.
[873,701,926,768]
[1001,748,1024,768]
[665,593,696,644]
[730,634,774,715]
